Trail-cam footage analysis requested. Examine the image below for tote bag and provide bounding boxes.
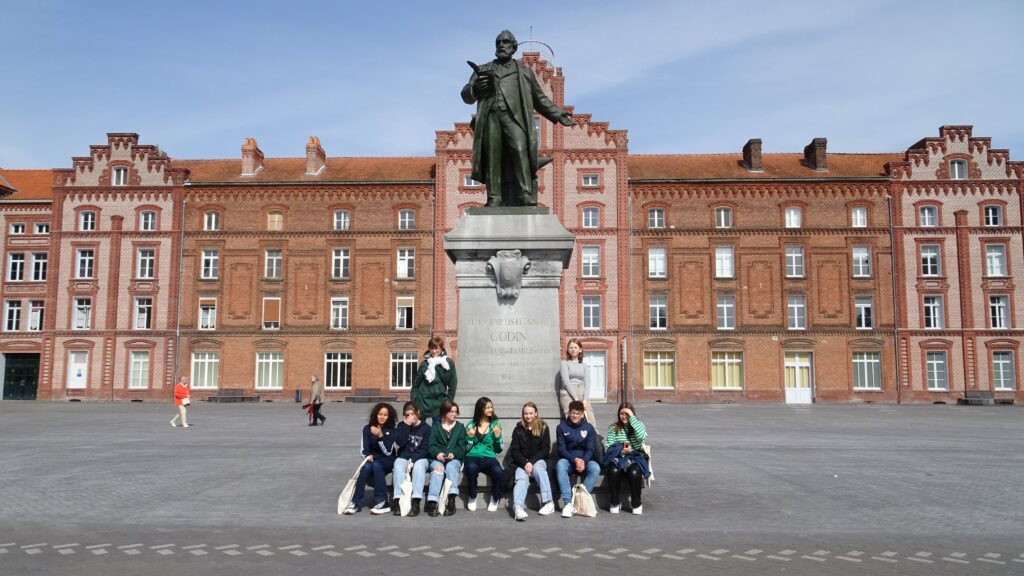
[571,483,597,518]
[397,461,414,516]
[337,457,370,514]
[436,478,453,515]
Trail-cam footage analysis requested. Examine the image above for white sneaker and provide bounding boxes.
[182,424,190,428]
[514,506,527,521]
[609,504,621,514]
[467,495,478,512]
[632,504,643,515]
[538,501,555,516]
[561,504,574,518]
[370,501,390,515]
[343,503,359,515]
[487,497,500,512]
[170,421,177,427]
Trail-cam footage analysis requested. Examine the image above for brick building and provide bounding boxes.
[1,56,1021,404]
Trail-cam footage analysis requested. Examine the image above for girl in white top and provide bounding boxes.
[559,338,595,423]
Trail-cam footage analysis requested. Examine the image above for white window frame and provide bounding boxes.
[398,209,415,230]
[332,248,350,279]
[855,296,873,330]
[989,295,1009,329]
[717,295,735,330]
[27,300,44,331]
[949,159,967,180]
[112,166,129,186]
[648,247,666,278]
[139,210,156,231]
[333,210,350,231]
[715,207,732,229]
[852,352,881,390]
[396,296,414,330]
[325,351,353,389]
[73,297,91,330]
[983,205,1002,227]
[34,223,49,234]
[201,249,219,279]
[992,351,1015,391]
[330,297,349,330]
[255,351,284,389]
[265,249,282,280]
[79,211,96,231]
[136,249,155,279]
[76,249,94,279]
[581,173,600,188]
[919,206,937,227]
[462,174,481,188]
[204,211,220,231]
[647,208,664,229]
[785,245,804,278]
[851,206,868,228]
[266,211,283,231]
[128,350,150,390]
[926,351,948,390]
[134,297,153,330]
[9,223,25,235]
[31,253,47,282]
[262,297,281,330]
[390,351,418,389]
[4,300,21,331]
[581,245,600,278]
[199,298,217,331]
[852,246,871,278]
[581,207,599,228]
[920,245,940,276]
[711,351,744,390]
[923,295,944,329]
[985,245,1006,277]
[8,253,24,281]
[784,206,802,228]
[397,248,415,279]
[642,351,674,389]
[582,295,601,330]
[191,352,220,390]
[715,246,734,278]
[649,294,667,330]
[788,295,806,330]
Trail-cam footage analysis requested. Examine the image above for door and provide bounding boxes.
[2,353,40,400]
[584,351,606,401]
[67,351,89,389]
[784,352,813,404]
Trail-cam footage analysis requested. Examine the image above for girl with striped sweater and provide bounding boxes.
[603,402,648,515]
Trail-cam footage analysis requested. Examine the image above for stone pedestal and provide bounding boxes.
[444,208,574,421]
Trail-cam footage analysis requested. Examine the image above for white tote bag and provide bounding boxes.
[181,397,191,406]
[337,457,370,514]
[436,478,453,515]
[397,461,413,516]
[571,483,598,518]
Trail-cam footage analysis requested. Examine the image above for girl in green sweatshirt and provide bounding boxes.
[464,396,505,512]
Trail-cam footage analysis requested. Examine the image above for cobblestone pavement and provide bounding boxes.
[1,401,1022,575]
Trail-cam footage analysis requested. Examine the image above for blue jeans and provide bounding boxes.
[464,456,504,500]
[427,459,461,502]
[556,458,600,504]
[513,460,552,509]
[353,457,392,505]
[392,457,429,500]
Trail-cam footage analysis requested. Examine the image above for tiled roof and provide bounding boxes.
[174,157,436,183]
[628,153,903,180]
[0,169,53,200]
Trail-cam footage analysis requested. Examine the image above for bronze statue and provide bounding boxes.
[462,30,574,207]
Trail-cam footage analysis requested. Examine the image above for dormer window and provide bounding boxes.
[112,166,128,186]
[949,160,968,180]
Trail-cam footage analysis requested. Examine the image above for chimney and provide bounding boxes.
[742,138,763,172]
[241,138,264,176]
[803,137,828,171]
[305,136,326,175]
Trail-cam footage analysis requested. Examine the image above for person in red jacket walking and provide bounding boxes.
[170,376,192,428]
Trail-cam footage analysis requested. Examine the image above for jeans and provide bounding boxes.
[512,460,552,509]
[556,458,601,504]
[353,458,392,505]
[392,457,429,500]
[464,456,504,500]
[427,459,461,502]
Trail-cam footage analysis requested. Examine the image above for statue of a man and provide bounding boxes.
[462,30,574,207]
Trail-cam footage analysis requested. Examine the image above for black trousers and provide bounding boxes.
[312,403,325,424]
[604,463,643,507]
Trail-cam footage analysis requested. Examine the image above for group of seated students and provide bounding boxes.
[342,396,650,519]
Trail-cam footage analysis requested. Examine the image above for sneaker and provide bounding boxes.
[467,495,478,512]
[182,424,191,428]
[170,421,177,427]
[343,503,360,515]
[487,497,500,512]
[609,504,621,514]
[514,506,528,521]
[370,501,391,515]
[631,504,643,515]
[538,501,555,516]
[561,504,574,518]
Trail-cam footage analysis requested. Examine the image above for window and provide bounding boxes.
[581,246,600,278]
[788,295,806,330]
[7,253,24,281]
[985,245,1006,277]
[716,295,735,330]
[923,296,943,329]
[983,205,1002,227]
[647,247,666,278]
[139,211,156,231]
[4,301,21,331]
[134,298,153,330]
[112,166,128,186]
[333,210,351,230]
[390,352,418,389]
[129,351,150,389]
[919,206,937,227]
[265,249,282,279]
[992,351,1015,391]
[581,173,600,188]
[989,296,1009,329]
[76,249,94,279]
[204,211,220,231]
[784,206,802,228]
[715,207,732,229]
[852,246,871,277]
[27,301,44,331]
[855,296,873,329]
[79,211,96,231]
[332,248,350,279]
[255,352,284,389]
[191,352,220,389]
[262,297,281,330]
[34,223,49,234]
[649,295,667,330]
[462,174,481,188]
[325,352,353,388]
[647,208,664,229]
[949,159,967,180]
[642,351,674,389]
[9,223,25,234]
[711,352,743,389]
[785,245,804,278]
[31,253,47,281]
[330,297,349,330]
[581,207,599,228]
[396,296,414,330]
[582,295,601,329]
[201,249,219,279]
[397,248,415,279]
[267,211,284,231]
[715,246,734,278]
[398,209,415,230]
[198,298,217,330]
[920,245,940,276]
[852,352,881,390]
[926,351,948,390]
[136,249,155,279]
[851,206,868,228]
[73,298,91,330]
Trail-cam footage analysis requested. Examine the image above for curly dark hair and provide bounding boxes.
[368,402,397,428]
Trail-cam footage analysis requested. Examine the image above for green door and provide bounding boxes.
[3,354,40,400]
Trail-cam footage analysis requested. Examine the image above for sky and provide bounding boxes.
[1,0,1022,169]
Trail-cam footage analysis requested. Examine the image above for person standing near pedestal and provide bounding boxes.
[559,339,595,423]
[411,336,457,425]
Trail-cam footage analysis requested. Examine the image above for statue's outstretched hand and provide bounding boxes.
[558,113,575,127]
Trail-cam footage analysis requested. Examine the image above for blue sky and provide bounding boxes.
[2,0,1022,168]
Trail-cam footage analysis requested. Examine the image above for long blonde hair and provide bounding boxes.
[520,401,546,437]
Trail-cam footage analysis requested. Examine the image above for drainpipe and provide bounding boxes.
[887,195,901,404]
[626,194,634,404]
[174,196,187,382]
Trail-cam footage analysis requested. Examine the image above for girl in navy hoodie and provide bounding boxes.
[343,402,397,515]
[391,401,432,517]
